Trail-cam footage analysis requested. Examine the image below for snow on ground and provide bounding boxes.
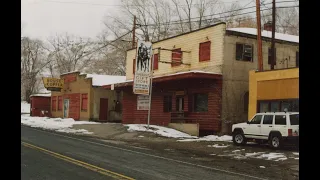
[209,144,229,148]
[259,166,266,169]
[245,152,288,161]
[125,124,197,139]
[293,152,299,156]
[21,101,30,114]
[21,115,100,134]
[177,135,232,142]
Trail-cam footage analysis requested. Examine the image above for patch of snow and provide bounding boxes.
[245,152,266,157]
[30,93,51,97]
[241,149,245,151]
[232,150,241,153]
[178,135,232,142]
[293,152,299,156]
[210,154,216,156]
[295,158,299,160]
[138,135,144,138]
[125,124,197,139]
[212,144,229,148]
[258,153,287,160]
[84,74,126,87]
[247,142,258,144]
[227,28,299,43]
[21,116,100,134]
[21,102,30,113]
[259,166,266,169]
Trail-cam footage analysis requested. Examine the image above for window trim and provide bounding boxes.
[171,48,182,67]
[236,43,253,62]
[199,41,211,62]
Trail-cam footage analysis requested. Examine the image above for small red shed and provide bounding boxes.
[30,94,51,117]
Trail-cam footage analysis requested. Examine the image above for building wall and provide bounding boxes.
[125,23,226,80]
[51,72,92,120]
[30,96,51,117]
[248,68,299,119]
[220,35,299,133]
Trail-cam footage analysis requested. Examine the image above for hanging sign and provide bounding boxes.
[42,77,64,91]
[137,95,149,110]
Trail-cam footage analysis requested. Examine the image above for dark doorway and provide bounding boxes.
[176,96,184,112]
[99,98,108,121]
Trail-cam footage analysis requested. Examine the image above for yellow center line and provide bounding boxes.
[21,141,135,180]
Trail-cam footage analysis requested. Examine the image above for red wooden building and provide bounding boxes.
[104,71,222,135]
[30,94,51,117]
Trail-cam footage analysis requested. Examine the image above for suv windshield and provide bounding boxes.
[290,114,299,125]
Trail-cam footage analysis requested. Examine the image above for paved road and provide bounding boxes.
[21,125,267,180]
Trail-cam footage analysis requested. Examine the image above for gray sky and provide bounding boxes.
[21,0,263,40]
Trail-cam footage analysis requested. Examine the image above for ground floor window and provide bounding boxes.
[194,93,208,112]
[258,99,299,112]
[163,95,172,112]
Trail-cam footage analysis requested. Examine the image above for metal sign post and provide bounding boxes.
[147,53,155,130]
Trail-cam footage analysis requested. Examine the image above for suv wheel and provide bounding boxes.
[233,131,246,146]
[269,134,282,149]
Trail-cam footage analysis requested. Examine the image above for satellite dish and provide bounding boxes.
[284,108,288,112]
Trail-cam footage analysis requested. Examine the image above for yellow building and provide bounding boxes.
[50,72,125,122]
[248,68,299,120]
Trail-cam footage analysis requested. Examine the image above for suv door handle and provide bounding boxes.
[269,126,273,127]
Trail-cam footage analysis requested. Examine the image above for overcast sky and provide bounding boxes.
[22,0,269,40]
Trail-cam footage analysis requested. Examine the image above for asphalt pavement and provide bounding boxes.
[21,125,268,180]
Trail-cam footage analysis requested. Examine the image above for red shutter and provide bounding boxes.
[81,94,88,111]
[153,54,159,70]
[58,96,62,110]
[199,41,211,62]
[172,48,182,67]
[133,59,136,74]
[52,96,57,111]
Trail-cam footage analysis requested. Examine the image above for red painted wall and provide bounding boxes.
[121,79,222,132]
[63,93,80,120]
[30,96,51,117]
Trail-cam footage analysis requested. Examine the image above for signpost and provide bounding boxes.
[133,40,153,129]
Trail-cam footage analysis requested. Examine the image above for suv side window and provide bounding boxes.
[250,115,263,124]
[275,115,287,125]
[263,115,274,124]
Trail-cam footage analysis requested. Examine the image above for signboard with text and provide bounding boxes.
[133,40,153,95]
[42,77,64,91]
[137,95,149,110]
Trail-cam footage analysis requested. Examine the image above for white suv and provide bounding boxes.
[232,112,299,149]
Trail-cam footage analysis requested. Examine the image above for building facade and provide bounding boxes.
[51,72,125,122]
[110,22,299,134]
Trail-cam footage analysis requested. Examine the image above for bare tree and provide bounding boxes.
[47,33,97,75]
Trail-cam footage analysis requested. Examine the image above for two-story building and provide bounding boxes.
[105,22,299,135]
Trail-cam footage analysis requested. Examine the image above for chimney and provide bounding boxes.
[263,21,272,31]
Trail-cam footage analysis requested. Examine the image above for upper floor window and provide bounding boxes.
[153,53,159,70]
[172,48,182,67]
[236,43,253,62]
[268,48,277,65]
[199,41,211,62]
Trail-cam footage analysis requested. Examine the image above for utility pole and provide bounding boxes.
[132,16,136,48]
[271,0,276,70]
[256,0,263,71]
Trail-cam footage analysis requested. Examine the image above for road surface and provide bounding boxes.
[21,125,267,180]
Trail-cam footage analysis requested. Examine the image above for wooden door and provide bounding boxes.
[99,98,108,121]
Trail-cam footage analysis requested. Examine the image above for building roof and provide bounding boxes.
[226,28,299,43]
[103,70,222,89]
[80,73,126,87]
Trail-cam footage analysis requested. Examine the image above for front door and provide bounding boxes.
[176,96,184,112]
[245,114,263,139]
[261,115,274,139]
[63,99,69,118]
[99,98,108,121]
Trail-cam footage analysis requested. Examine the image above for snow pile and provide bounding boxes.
[125,124,197,139]
[21,116,100,134]
[21,101,30,114]
[293,152,299,156]
[245,152,288,161]
[208,144,229,148]
[177,135,232,142]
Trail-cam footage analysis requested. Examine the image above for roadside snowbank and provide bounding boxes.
[125,124,197,139]
[21,115,100,134]
[21,101,30,113]
[177,135,232,142]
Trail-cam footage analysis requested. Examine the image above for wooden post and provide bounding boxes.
[132,16,136,48]
[256,0,263,71]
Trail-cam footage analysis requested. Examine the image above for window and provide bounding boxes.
[271,102,280,112]
[296,51,299,67]
[194,93,208,112]
[163,96,172,112]
[58,96,63,111]
[243,92,249,112]
[263,115,274,124]
[153,53,159,70]
[52,96,57,111]
[199,41,211,62]
[172,48,182,67]
[236,43,253,61]
[281,102,290,111]
[259,102,269,112]
[275,115,287,125]
[268,48,277,65]
[81,94,88,111]
[290,114,299,125]
[250,115,262,124]
[133,59,136,74]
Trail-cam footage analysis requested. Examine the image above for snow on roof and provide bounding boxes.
[61,71,80,76]
[83,74,126,87]
[30,93,51,97]
[227,28,299,43]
